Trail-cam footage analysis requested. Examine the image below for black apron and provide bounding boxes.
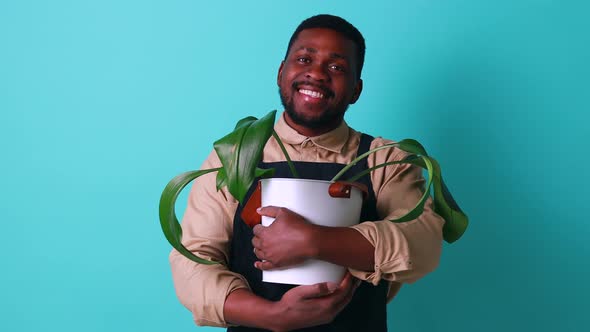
[228,134,388,332]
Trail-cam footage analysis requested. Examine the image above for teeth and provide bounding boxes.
[299,89,324,98]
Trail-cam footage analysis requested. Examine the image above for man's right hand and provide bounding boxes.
[224,272,359,331]
[269,272,359,331]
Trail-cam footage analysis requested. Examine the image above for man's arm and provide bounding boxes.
[224,273,359,331]
[253,138,444,285]
[253,207,375,272]
[169,151,247,327]
[170,151,361,328]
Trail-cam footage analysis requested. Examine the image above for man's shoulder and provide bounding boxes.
[352,130,395,149]
[354,132,410,163]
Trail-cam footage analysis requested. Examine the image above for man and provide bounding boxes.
[170,14,444,331]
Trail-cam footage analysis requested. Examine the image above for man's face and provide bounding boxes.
[278,28,363,134]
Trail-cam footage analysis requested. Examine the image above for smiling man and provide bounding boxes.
[279,27,362,137]
[170,14,444,331]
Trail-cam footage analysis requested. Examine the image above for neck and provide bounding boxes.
[283,113,343,137]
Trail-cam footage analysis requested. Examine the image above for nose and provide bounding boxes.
[305,63,329,82]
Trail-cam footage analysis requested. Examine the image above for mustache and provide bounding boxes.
[292,81,334,98]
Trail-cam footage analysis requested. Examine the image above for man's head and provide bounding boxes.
[278,15,366,136]
[285,15,366,80]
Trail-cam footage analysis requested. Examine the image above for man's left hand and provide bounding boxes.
[252,206,319,270]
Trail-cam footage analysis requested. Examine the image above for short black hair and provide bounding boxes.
[285,14,366,79]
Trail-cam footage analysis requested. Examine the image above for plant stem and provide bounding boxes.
[346,160,408,182]
[272,130,299,178]
[331,143,399,182]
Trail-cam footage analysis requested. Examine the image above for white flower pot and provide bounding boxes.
[259,178,364,285]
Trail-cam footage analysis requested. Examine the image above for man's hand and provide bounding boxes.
[252,206,319,270]
[224,272,360,331]
[270,272,360,331]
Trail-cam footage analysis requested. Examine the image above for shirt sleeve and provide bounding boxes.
[168,150,250,327]
[349,137,445,287]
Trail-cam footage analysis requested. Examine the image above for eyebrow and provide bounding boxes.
[295,46,348,61]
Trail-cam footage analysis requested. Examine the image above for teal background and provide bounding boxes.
[1,0,588,331]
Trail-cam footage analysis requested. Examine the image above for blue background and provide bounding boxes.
[2,1,588,331]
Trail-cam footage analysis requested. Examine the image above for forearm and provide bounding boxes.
[224,289,281,331]
[225,274,358,332]
[312,225,375,272]
[170,250,251,327]
[349,207,444,284]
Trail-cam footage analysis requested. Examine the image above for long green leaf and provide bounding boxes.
[337,139,468,243]
[214,111,277,203]
[413,157,468,243]
[396,154,469,243]
[397,138,428,156]
[347,155,434,223]
[159,168,221,265]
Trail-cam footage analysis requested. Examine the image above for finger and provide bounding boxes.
[252,224,266,236]
[256,206,281,217]
[333,274,358,310]
[338,272,354,290]
[334,284,356,312]
[251,236,261,249]
[253,247,261,259]
[254,260,276,270]
[324,273,354,302]
[294,282,339,300]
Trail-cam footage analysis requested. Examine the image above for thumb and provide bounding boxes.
[294,282,339,299]
[257,206,281,217]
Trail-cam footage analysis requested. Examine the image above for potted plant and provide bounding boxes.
[159,110,468,271]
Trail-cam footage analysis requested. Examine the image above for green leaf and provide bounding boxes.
[216,167,227,191]
[255,167,275,179]
[387,155,434,223]
[213,110,277,203]
[339,139,468,243]
[234,116,258,130]
[159,169,221,265]
[408,157,469,243]
[428,158,469,243]
[397,138,428,156]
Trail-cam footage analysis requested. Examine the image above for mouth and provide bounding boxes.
[293,82,333,100]
[298,88,324,99]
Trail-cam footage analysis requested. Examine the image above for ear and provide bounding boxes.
[277,61,285,86]
[350,79,363,104]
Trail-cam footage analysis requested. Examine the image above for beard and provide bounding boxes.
[278,85,349,130]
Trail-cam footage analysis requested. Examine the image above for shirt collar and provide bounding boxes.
[274,112,350,153]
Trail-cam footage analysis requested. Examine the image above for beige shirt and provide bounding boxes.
[169,113,445,327]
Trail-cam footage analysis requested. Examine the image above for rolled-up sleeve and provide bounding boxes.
[168,151,249,327]
[349,138,445,285]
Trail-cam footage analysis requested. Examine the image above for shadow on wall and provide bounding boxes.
[388,48,582,331]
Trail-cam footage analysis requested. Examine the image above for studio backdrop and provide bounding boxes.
[1,1,588,331]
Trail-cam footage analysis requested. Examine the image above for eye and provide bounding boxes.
[329,64,346,72]
[296,57,311,64]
